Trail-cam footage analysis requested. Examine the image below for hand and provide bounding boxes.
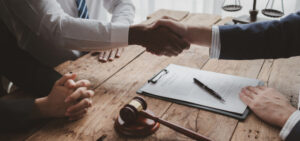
[35,73,94,121]
[128,24,190,56]
[98,48,124,62]
[151,19,212,47]
[240,86,296,127]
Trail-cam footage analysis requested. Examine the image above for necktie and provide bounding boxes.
[75,0,89,19]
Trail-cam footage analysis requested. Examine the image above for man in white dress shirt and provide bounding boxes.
[0,0,189,67]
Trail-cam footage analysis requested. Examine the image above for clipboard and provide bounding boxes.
[137,64,264,120]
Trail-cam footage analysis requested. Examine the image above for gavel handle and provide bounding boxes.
[140,111,212,141]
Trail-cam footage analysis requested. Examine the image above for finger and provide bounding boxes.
[65,108,87,117]
[108,49,117,61]
[64,79,76,89]
[101,50,110,62]
[153,28,179,56]
[257,86,266,90]
[152,19,186,37]
[65,87,88,103]
[151,19,174,29]
[75,80,91,88]
[168,33,185,54]
[98,51,104,61]
[168,40,182,56]
[66,88,94,103]
[161,16,177,21]
[240,92,253,106]
[246,86,260,94]
[177,38,190,50]
[116,48,124,58]
[166,28,190,50]
[67,98,92,114]
[146,48,163,56]
[166,32,185,56]
[241,88,254,99]
[56,73,77,86]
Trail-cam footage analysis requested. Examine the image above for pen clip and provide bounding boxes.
[148,69,169,84]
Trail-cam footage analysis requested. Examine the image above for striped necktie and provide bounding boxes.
[75,0,89,19]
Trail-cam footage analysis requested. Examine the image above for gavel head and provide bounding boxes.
[119,96,147,124]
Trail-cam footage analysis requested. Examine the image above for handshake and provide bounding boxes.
[128,19,212,56]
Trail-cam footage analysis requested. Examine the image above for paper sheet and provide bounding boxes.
[140,64,262,114]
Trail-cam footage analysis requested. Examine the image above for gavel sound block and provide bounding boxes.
[114,97,213,141]
[114,97,160,137]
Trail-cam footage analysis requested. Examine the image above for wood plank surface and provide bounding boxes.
[232,56,300,141]
[1,9,290,141]
[55,46,144,89]
[25,13,221,141]
[229,58,279,141]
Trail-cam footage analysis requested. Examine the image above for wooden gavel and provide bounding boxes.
[119,97,212,141]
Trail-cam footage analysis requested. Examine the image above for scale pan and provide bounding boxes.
[262,9,284,18]
[222,5,242,12]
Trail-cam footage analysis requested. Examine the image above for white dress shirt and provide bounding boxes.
[0,0,135,67]
[210,26,300,140]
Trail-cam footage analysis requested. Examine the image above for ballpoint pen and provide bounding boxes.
[193,78,226,103]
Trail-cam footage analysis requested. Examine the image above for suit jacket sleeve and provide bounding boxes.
[218,11,300,60]
[0,20,61,131]
[0,99,38,131]
[286,121,300,141]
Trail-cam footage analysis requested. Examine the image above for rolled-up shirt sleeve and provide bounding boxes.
[4,0,132,51]
[103,0,135,25]
[209,25,221,59]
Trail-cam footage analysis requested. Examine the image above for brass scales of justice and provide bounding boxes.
[222,0,285,24]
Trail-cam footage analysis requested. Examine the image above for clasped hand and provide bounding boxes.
[36,73,94,121]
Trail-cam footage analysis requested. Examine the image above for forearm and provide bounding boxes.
[128,25,147,46]
[186,26,212,47]
[109,0,135,25]
[0,99,39,131]
[5,0,130,51]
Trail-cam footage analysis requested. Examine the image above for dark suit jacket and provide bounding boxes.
[219,11,300,60]
[0,21,61,131]
[219,12,300,141]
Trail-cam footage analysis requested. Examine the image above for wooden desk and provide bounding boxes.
[1,9,300,141]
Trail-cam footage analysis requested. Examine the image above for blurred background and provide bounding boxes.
[87,0,300,23]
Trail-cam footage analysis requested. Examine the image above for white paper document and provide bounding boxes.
[140,64,263,114]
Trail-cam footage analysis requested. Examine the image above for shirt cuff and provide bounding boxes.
[298,90,300,109]
[279,110,300,140]
[110,23,129,45]
[209,25,221,59]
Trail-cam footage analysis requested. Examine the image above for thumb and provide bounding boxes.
[55,73,77,86]
[149,19,172,29]
[150,19,186,37]
[160,16,178,21]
